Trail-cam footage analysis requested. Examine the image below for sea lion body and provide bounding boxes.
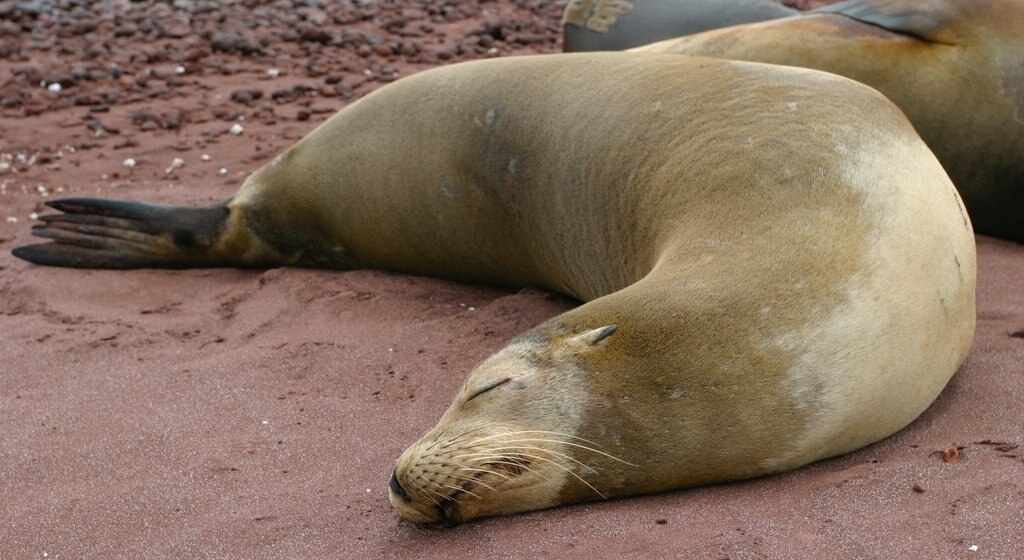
[12,53,976,524]
[628,0,1024,242]
[562,0,796,51]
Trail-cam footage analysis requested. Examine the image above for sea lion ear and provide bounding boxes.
[570,324,618,348]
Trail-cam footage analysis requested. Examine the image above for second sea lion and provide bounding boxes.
[630,0,1024,242]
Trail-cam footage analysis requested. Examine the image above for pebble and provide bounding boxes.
[164,157,185,174]
[230,88,264,104]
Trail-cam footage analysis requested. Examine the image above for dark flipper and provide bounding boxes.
[563,0,797,52]
[813,0,958,44]
[12,198,231,269]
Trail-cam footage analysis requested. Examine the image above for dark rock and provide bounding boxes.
[230,88,264,104]
[210,31,261,55]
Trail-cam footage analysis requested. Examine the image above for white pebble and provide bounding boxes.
[229,123,245,135]
[47,83,62,93]
[164,157,185,175]
[201,154,211,162]
[969,545,979,552]
[363,68,373,77]
[30,212,39,220]
[175,65,186,75]
[267,68,280,78]
[218,168,228,176]
[6,216,16,223]
[488,47,498,54]
[261,420,270,425]
[123,158,137,168]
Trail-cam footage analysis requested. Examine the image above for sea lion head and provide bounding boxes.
[388,323,630,525]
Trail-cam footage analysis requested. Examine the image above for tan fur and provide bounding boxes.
[632,0,1024,242]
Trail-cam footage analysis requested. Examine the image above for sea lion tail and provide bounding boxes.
[12,198,235,269]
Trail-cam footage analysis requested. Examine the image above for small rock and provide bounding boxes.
[230,88,264,104]
[941,447,961,463]
[210,31,261,55]
[299,26,332,44]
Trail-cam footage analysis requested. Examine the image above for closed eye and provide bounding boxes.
[467,378,512,401]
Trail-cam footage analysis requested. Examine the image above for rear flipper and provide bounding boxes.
[12,198,231,269]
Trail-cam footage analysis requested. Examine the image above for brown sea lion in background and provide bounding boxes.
[12,53,976,524]
[623,0,1024,243]
[562,0,797,51]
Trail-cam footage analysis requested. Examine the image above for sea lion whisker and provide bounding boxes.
[439,482,481,501]
[416,488,445,508]
[449,463,516,482]
[461,429,570,446]
[419,467,500,494]
[480,459,552,483]
[494,430,633,461]
[408,481,448,506]
[461,445,600,474]
[525,454,607,500]
[461,430,633,464]
[450,451,553,481]
[415,471,450,493]
[490,438,638,467]
[419,460,462,469]
[425,484,461,503]
[429,426,490,452]
[437,470,501,493]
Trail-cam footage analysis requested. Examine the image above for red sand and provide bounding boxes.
[1,2,1021,558]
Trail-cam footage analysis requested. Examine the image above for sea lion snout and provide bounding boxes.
[388,468,411,503]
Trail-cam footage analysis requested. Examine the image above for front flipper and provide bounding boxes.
[12,198,232,269]
[813,0,960,44]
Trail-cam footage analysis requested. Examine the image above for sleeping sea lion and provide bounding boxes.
[11,53,977,524]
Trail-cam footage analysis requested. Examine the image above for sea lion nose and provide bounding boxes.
[388,468,411,503]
